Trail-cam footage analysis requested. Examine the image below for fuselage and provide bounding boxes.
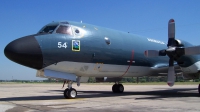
[37,21,169,67]
[4,21,200,78]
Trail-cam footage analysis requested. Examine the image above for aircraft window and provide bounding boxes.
[39,25,58,33]
[60,22,69,24]
[105,37,111,45]
[56,25,72,35]
[75,29,80,33]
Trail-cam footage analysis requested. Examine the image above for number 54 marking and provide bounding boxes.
[58,42,67,48]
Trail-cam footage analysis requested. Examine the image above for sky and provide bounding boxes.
[0,0,200,80]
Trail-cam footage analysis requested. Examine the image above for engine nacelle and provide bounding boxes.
[175,39,184,47]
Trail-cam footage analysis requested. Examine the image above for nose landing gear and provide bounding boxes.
[63,81,77,99]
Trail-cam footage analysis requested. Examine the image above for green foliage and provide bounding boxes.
[194,79,199,82]
[88,77,96,83]
[86,76,199,83]
[1,75,199,83]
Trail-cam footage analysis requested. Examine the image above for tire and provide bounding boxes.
[118,84,124,93]
[68,88,77,99]
[112,84,117,93]
[198,84,200,95]
[64,88,69,99]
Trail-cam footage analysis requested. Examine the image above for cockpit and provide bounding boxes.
[38,22,73,35]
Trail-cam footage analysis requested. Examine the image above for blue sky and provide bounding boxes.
[0,0,200,80]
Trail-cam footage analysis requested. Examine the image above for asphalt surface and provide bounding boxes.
[0,83,199,112]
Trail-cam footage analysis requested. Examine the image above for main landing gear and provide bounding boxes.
[112,83,124,93]
[198,84,200,95]
[63,81,77,99]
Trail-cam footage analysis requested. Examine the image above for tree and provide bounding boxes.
[88,77,96,83]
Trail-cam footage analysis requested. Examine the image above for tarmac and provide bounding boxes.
[0,83,199,112]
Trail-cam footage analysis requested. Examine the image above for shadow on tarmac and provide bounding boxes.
[0,88,199,101]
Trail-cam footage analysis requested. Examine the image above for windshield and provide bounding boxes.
[39,25,58,33]
[56,25,72,35]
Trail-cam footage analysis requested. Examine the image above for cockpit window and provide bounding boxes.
[39,25,58,33]
[60,22,69,24]
[56,25,72,35]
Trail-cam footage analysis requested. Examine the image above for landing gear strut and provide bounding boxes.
[198,84,200,95]
[112,83,124,93]
[63,81,77,99]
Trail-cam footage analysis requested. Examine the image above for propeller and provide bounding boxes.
[144,19,200,87]
[166,19,176,87]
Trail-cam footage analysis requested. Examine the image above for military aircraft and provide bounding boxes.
[4,19,200,99]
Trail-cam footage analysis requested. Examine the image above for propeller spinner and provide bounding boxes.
[145,19,200,87]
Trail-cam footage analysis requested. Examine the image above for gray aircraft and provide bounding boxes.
[4,19,200,99]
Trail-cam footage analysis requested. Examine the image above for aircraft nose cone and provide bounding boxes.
[4,35,43,69]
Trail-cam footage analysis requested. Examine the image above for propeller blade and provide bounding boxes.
[167,66,175,87]
[184,46,200,55]
[144,50,159,57]
[167,19,176,47]
[167,58,175,87]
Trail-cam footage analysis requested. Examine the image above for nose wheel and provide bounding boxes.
[64,88,77,99]
[63,81,77,99]
[112,84,124,93]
